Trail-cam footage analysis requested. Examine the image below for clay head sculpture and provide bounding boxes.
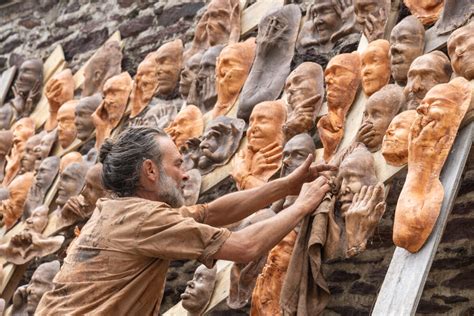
[187,45,225,114]
[212,38,256,118]
[25,205,49,233]
[33,129,57,171]
[361,39,390,96]
[1,172,34,228]
[447,22,474,80]
[0,130,13,182]
[164,105,204,149]
[44,68,74,131]
[144,101,178,130]
[357,84,405,152]
[75,94,102,141]
[26,260,60,314]
[404,51,452,110]
[394,77,471,253]
[60,151,83,173]
[0,104,15,130]
[281,133,316,177]
[232,100,287,190]
[381,110,417,166]
[390,16,425,86]
[56,162,88,208]
[183,169,202,206]
[283,62,324,140]
[182,138,202,171]
[130,52,160,118]
[181,264,217,316]
[9,59,43,117]
[20,132,45,174]
[180,52,203,99]
[237,4,302,123]
[155,39,183,98]
[82,163,106,209]
[317,52,361,162]
[57,100,79,149]
[82,40,122,97]
[198,116,245,174]
[354,0,390,42]
[92,72,133,149]
[404,0,444,25]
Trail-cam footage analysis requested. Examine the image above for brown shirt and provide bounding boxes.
[36,197,231,315]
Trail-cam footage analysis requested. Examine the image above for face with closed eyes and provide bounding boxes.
[20,133,43,174]
[26,261,60,315]
[181,265,217,315]
[35,156,60,192]
[75,94,102,141]
[325,53,361,110]
[281,133,315,177]
[247,101,287,152]
[57,100,78,148]
[33,130,56,171]
[361,39,390,96]
[381,110,417,166]
[307,0,343,42]
[155,40,183,96]
[25,205,49,233]
[447,22,474,80]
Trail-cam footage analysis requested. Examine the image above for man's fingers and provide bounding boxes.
[263,145,283,159]
[359,186,368,201]
[314,164,338,172]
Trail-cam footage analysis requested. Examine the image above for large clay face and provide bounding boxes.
[82,41,122,97]
[354,0,390,42]
[404,51,452,110]
[164,105,203,149]
[25,205,49,233]
[0,131,13,181]
[33,130,56,171]
[404,0,444,25]
[181,265,217,315]
[26,261,60,315]
[20,132,44,174]
[248,100,287,152]
[130,52,160,118]
[155,39,183,97]
[57,100,79,148]
[198,116,245,174]
[45,69,74,131]
[57,162,88,207]
[281,133,315,177]
[81,163,105,207]
[75,94,102,141]
[447,22,474,80]
[390,16,425,85]
[361,39,390,96]
[357,84,404,152]
[179,52,203,99]
[381,110,417,166]
[183,169,201,206]
[35,156,60,194]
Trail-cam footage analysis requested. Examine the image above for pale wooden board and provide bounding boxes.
[424,26,450,53]
[164,260,233,316]
[240,0,285,37]
[0,66,16,106]
[372,122,473,316]
[0,264,14,294]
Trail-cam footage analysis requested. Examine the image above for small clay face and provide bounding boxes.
[12,117,35,145]
[81,163,105,207]
[33,130,56,171]
[404,51,452,110]
[25,205,49,233]
[179,52,203,99]
[20,132,44,174]
[164,105,203,149]
[0,105,14,130]
[102,72,133,126]
[390,16,425,85]
[75,94,102,141]
[57,100,78,148]
[82,41,122,97]
[381,110,417,166]
[155,39,183,97]
[12,59,43,116]
[361,39,390,96]
[1,172,34,228]
[281,133,315,177]
[404,0,444,25]
[181,265,217,316]
[198,116,245,174]
[183,169,201,206]
[45,69,74,131]
[248,101,287,152]
[354,0,390,42]
[0,131,13,181]
[357,84,404,152]
[26,261,60,315]
[35,156,60,194]
[130,52,160,118]
[56,162,88,207]
[447,22,474,80]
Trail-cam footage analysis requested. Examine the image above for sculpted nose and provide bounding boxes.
[417,102,428,115]
[411,77,423,93]
[456,46,465,56]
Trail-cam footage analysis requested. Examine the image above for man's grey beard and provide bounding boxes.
[158,168,185,208]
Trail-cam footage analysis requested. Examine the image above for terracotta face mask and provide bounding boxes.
[0,130,13,182]
[394,77,471,253]
[44,68,74,131]
[56,162,88,208]
[81,163,106,208]
[447,21,474,80]
[9,59,43,117]
[317,52,361,162]
[20,132,45,174]
[57,100,79,149]
[182,138,202,171]
[183,169,201,206]
[181,265,217,316]
[381,110,417,166]
[390,16,425,85]
[25,260,60,314]
[180,52,203,99]
[155,39,183,98]
[164,105,204,149]
[283,62,324,140]
[25,205,49,233]
[130,52,160,118]
[198,116,245,175]
[59,151,83,173]
[33,129,57,172]
[213,38,257,118]
[354,0,390,42]
[75,94,102,141]
[361,39,390,96]
[404,51,452,110]
[281,133,315,177]
[357,84,404,152]
[1,172,34,228]
[82,40,122,97]
[404,0,444,25]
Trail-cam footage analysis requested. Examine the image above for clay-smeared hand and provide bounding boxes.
[294,176,331,214]
[252,143,283,176]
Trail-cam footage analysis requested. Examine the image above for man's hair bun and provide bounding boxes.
[99,138,114,163]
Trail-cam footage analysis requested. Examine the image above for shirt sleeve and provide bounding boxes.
[135,204,231,268]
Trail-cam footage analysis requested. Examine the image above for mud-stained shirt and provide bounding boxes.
[36,197,231,315]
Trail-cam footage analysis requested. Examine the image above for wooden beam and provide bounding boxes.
[0,66,16,106]
[372,122,474,316]
[240,0,284,37]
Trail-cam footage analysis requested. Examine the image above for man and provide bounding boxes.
[37,126,332,315]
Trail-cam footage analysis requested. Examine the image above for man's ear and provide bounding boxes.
[142,159,158,182]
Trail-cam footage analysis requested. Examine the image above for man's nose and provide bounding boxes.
[182,171,189,182]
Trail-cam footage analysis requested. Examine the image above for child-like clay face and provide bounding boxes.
[447,22,474,80]
[361,39,390,96]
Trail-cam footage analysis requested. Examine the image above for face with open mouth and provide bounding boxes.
[181,264,217,315]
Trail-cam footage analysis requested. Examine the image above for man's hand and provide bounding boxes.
[284,154,337,196]
[293,176,331,214]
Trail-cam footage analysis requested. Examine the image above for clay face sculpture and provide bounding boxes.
[164,105,204,149]
[144,101,178,129]
[354,0,390,42]
[92,72,133,149]
[130,52,160,118]
[181,265,217,316]
[25,205,49,233]
[57,100,79,149]
[357,84,404,152]
[0,130,13,182]
[390,16,425,86]
[82,40,122,97]
[180,52,203,99]
[56,162,88,208]
[198,116,245,174]
[44,69,74,131]
[212,38,256,118]
[60,151,83,173]
[404,51,452,111]
[283,62,324,140]
[447,22,474,80]
[237,4,301,123]
[281,133,315,177]
[361,39,390,96]
[0,104,14,130]
[26,261,60,314]
[296,0,359,55]
[155,39,183,98]
[33,129,57,171]
[187,45,225,114]
[20,132,44,174]
[183,169,201,206]
[182,138,202,171]
[381,110,417,166]
[404,0,444,25]
[317,52,361,162]
[75,94,102,141]
[1,172,34,228]
[9,59,43,117]
[394,77,471,253]
[232,100,286,190]
[81,163,106,209]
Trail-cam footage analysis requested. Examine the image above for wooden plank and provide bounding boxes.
[0,263,28,303]
[372,122,474,316]
[43,46,66,83]
[240,0,284,37]
[0,66,16,106]
[424,26,449,53]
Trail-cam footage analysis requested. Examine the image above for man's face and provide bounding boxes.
[134,62,158,103]
[359,97,395,151]
[16,60,42,95]
[82,167,105,207]
[156,45,181,96]
[75,103,96,141]
[216,53,246,98]
[361,41,390,96]
[325,63,357,108]
[182,169,201,206]
[26,263,58,315]
[57,102,77,148]
[448,23,474,80]
[181,265,216,314]
[281,134,315,177]
[309,1,342,42]
[199,124,231,165]
[195,46,222,108]
[202,0,232,46]
[13,119,34,145]
[179,52,202,98]
[33,132,56,164]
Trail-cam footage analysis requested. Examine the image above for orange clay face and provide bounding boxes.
[361,39,390,96]
[164,105,203,149]
[447,22,474,80]
[45,69,74,113]
[57,100,78,149]
[130,52,160,118]
[155,39,183,97]
[381,110,417,166]
[403,0,444,25]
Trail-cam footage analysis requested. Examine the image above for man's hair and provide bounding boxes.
[99,126,167,197]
